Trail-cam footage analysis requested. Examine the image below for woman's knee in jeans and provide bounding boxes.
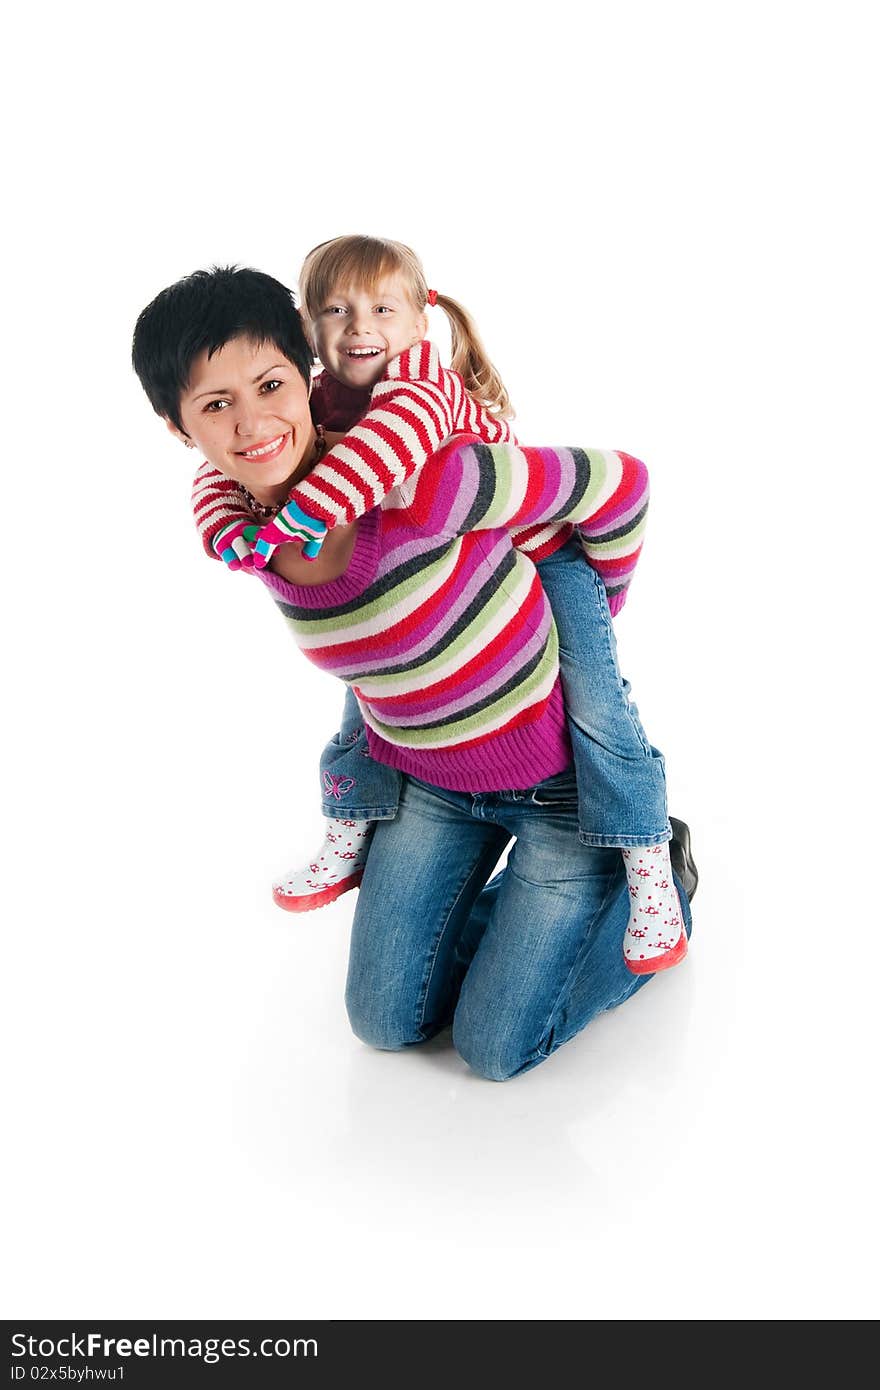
[345,979,425,1052]
[452,1011,533,1083]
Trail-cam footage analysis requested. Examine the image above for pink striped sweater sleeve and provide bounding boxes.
[409,438,650,613]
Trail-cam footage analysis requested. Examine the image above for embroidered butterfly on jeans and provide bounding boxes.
[323,771,357,800]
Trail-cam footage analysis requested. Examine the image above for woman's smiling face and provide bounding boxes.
[172,336,316,505]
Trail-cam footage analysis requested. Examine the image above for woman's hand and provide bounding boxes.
[252,499,328,569]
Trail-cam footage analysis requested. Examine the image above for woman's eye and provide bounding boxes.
[204,399,228,413]
[261,379,282,394]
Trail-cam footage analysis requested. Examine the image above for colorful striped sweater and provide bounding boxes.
[191,343,574,565]
[259,437,650,792]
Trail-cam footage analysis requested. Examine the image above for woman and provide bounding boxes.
[132,265,694,1081]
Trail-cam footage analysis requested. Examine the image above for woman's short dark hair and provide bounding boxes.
[132,265,314,432]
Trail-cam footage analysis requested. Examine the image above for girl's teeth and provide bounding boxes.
[348,348,380,357]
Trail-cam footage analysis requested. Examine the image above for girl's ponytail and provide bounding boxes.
[432,293,514,422]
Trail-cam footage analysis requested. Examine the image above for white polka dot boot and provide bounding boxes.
[273,818,373,913]
[622,843,688,974]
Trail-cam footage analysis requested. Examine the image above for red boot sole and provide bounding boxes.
[273,871,364,914]
[624,927,688,975]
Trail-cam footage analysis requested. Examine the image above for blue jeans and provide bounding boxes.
[318,684,402,821]
[345,771,692,1081]
[538,537,670,846]
[319,540,669,846]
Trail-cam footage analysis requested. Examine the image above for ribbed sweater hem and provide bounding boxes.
[363,682,572,793]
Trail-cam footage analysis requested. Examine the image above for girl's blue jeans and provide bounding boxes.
[318,538,671,847]
[345,771,692,1081]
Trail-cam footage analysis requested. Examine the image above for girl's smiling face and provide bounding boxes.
[171,336,317,506]
[310,274,427,389]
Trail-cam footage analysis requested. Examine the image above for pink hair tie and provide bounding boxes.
[427,289,439,307]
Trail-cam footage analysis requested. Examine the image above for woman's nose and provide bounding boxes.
[235,399,269,437]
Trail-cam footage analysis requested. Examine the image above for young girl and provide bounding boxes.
[190,237,686,975]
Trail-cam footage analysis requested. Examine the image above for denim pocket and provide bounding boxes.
[525,769,579,806]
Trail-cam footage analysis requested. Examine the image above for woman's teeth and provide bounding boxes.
[241,434,285,458]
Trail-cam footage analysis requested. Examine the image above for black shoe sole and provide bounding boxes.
[669,816,699,902]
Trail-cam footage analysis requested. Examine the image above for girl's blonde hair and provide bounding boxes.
[298,235,513,420]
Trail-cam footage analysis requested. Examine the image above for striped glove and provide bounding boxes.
[252,499,328,569]
[212,519,259,572]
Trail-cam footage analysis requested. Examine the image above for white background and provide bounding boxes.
[3,0,877,1320]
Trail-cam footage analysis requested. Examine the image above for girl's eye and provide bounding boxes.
[324,305,347,316]
[374,305,392,314]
